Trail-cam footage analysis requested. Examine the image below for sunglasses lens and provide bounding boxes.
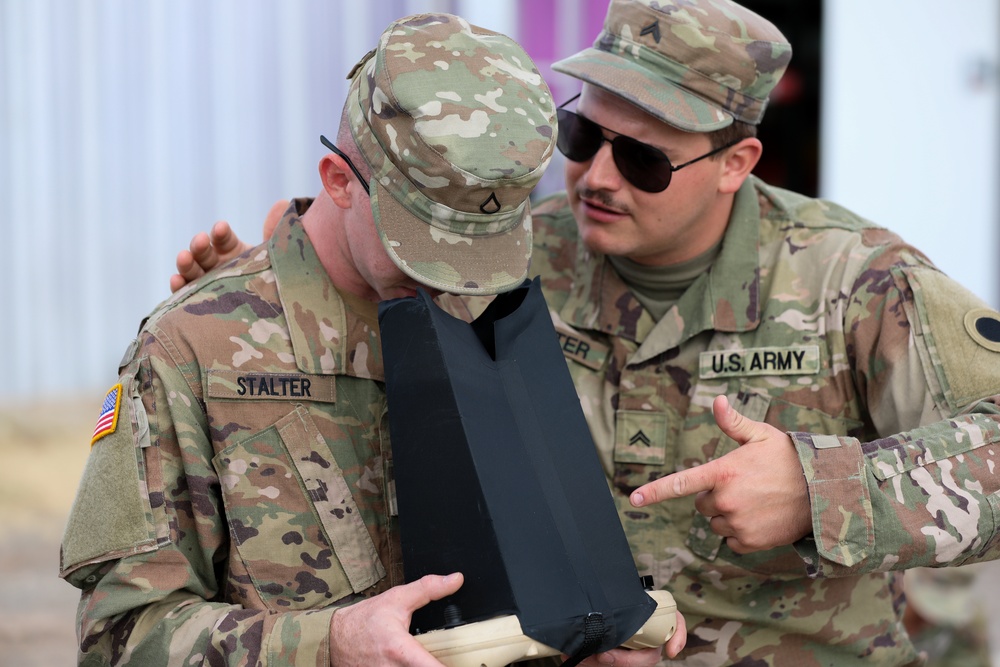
[556,109,604,162]
[612,136,673,193]
[557,108,674,193]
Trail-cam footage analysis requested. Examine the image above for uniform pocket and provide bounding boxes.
[685,386,773,561]
[685,388,865,569]
[213,406,385,611]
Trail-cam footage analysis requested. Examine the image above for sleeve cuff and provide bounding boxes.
[265,606,337,666]
[790,432,874,576]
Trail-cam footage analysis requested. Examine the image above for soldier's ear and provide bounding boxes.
[319,154,356,209]
[718,138,762,195]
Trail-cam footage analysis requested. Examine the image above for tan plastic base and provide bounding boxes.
[414,589,677,667]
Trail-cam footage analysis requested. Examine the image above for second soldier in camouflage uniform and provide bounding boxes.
[59,14,560,666]
[535,0,1000,664]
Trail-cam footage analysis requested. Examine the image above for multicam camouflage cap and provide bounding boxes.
[345,13,557,296]
[552,0,792,132]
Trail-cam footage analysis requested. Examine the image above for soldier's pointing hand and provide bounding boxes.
[630,395,812,554]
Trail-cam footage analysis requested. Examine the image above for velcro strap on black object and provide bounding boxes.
[561,612,606,667]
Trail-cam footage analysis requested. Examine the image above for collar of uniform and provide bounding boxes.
[639,178,763,358]
[635,179,762,359]
[269,199,384,381]
[556,236,653,342]
[559,179,762,352]
[705,178,762,332]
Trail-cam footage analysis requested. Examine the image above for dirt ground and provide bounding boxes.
[0,396,93,666]
[1,395,998,666]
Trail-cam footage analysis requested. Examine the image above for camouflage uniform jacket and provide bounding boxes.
[529,177,1000,665]
[60,201,403,666]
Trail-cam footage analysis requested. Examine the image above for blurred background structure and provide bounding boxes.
[2,0,998,399]
[1,0,998,665]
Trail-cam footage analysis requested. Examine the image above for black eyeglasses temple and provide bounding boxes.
[557,93,581,109]
[320,135,370,196]
[670,139,742,171]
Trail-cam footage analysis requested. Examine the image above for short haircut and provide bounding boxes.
[708,119,757,153]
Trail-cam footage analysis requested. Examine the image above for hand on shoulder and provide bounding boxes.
[169,199,288,292]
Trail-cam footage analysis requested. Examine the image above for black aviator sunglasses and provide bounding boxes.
[555,95,739,193]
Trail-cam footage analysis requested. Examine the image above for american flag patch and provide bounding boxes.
[91,383,123,446]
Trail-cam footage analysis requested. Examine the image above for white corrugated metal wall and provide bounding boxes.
[0,0,520,399]
[821,0,1000,309]
[2,0,998,401]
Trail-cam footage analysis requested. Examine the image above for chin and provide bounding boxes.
[577,222,630,258]
[376,285,417,301]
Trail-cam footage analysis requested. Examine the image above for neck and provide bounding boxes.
[301,194,379,303]
[610,240,721,320]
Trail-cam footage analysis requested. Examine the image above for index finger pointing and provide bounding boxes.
[630,464,719,506]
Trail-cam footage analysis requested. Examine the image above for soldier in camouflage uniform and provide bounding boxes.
[170,1,1000,664]
[540,0,1000,664]
[60,13,576,666]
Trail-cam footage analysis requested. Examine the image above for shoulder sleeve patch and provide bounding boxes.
[899,266,1000,411]
[62,377,159,577]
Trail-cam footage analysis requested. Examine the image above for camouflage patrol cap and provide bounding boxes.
[346,13,557,296]
[552,0,792,132]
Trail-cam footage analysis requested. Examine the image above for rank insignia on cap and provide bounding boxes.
[91,383,122,446]
[640,20,661,43]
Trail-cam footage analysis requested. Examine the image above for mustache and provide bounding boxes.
[576,186,629,215]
